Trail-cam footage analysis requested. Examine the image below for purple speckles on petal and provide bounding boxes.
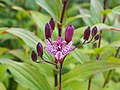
[55,51,63,60]
[44,36,74,63]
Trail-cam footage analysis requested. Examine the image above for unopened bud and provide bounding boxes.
[62,0,68,4]
[45,23,52,39]
[84,27,90,40]
[31,51,37,61]
[37,42,43,57]
[94,34,100,41]
[92,26,98,37]
[49,18,55,30]
[65,25,74,43]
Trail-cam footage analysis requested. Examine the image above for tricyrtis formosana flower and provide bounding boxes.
[44,23,75,63]
[31,18,99,64]
[44,36,75,63]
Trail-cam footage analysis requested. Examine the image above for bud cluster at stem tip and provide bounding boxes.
[45,18,55,39]
[31,42,43,62]
[83,26,99,41]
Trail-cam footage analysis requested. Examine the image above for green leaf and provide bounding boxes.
[8,49,31,62]
[17,84,28,90]
[62,60,120,86]
[90,0,103,24]
[0,28,8,34]
[79,9,93,26]
[64,80,87,90]
[80,0,103,25]
[96,88,114,90]
[67,14,90,24]
[6,28,44,49]
[0,47,9,55]
[35,0,63,21]
[0,58,51,90]
[109,40,120,47]
[70,48,90,64]
[29,11,50,31]
[112,5,120,14]
[100,9,112,15]
[0,64,7,80]
[0,82,6,90]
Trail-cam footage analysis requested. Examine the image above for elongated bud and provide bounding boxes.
[62,0,68,4]
[31,51,37,61]
[92,26,98,37]
[45,23,52,39]
[84,27,90,40]
[94,34,100,41]
[49,18,55,30]
[65,25,74,43]
[37,42,43,57]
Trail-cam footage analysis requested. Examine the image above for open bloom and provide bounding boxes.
[44,36,75,63]
[44,24,75,63]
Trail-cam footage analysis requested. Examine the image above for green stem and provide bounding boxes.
[54,65,58,87]
[88,78,92,90]
[59,63,63,90]
[103,70,112,88]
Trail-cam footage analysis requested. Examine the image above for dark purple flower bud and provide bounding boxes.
[83,27,90,40]
[36,42,43,57]
[31,51,37,61]
[62,0,68,4]
[92,26,98,37]
[65,25,74,43]
[45,23,52,39]
[49,18,55,30]
[94,34,100,41]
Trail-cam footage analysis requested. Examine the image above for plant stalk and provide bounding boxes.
[88,78,92,90]
[58,0,68,36]
[59,63,63,90]
[54,65,58,87]
[96,0,108,60]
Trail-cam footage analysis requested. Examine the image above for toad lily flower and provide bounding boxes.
[31,18,97,64]
[44,25,75,63]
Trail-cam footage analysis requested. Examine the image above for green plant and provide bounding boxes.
[0,0,120,90]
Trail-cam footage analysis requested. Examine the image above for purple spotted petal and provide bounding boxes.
[44,36,75,63]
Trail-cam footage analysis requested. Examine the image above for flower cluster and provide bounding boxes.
[31,18,100,64]
[31,18,75,64]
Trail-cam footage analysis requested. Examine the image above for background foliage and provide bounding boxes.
[0,0,120,90]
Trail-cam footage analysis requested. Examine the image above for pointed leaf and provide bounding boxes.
[62,60,120,86]
[35,0,63,21]
[0,59,51,90]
